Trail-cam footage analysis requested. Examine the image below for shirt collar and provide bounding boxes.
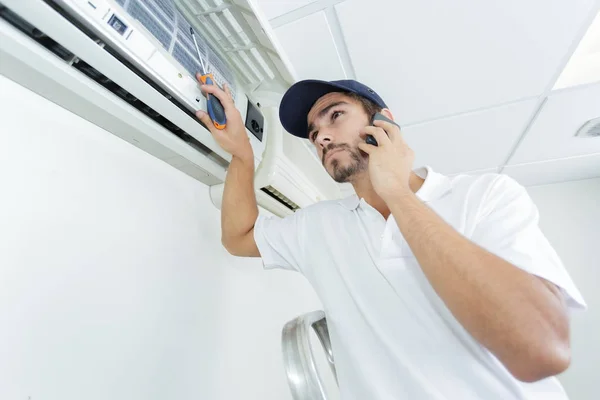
[338,165,453,210]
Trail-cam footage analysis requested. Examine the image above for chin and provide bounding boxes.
[330,162,359,183]
[324,147,366,182]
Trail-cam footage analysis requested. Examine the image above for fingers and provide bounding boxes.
[372,118,402,143]
[195,109,225,139]
[196,74,234,112]
[361,126,389,146]
[201,85,235,114]
[222,82,233,99]
[195,109,213,131]
[357,141,376,154]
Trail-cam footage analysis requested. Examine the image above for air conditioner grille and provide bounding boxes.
[128,0,172,49]
[261,186,300,212]
[156,0,176,20]
[137,0,174,32]
[173,42,204,78]
[117,0,237,99]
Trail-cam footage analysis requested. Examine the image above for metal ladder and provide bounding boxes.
[281,310,339,400]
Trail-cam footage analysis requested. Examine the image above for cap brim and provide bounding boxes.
[279,80,358,139]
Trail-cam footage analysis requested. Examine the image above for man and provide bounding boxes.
[196,77,586,399]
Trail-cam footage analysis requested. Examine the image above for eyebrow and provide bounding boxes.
[307,101,349,138]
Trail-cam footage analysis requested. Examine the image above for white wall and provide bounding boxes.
[0,75,322,400]
[527,178,600,400]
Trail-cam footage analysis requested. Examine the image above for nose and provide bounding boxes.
[316,129,333,149]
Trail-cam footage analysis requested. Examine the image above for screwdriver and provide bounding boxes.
[190,27,227,130]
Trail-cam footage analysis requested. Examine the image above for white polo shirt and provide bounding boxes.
[254,166,586,400]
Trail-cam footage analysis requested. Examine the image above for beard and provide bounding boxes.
[322,143,368,183]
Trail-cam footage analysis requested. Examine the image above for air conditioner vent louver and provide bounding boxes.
[175,0,294,91]
[575,117,600,138]
[261,186,300,212]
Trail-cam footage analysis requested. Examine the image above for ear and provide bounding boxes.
[380,108,395,121]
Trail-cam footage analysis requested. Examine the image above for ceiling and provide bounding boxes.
[256,0,600,190]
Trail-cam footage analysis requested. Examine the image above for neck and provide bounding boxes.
[351,171,425,219]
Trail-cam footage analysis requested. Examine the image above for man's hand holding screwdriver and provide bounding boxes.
[195,77,254,166]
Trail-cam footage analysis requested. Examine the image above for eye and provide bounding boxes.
[332,110,343,121]
[310,131,318,142]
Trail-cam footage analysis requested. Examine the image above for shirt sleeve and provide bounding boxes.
[253,210,304,273]
[471,175,587,311]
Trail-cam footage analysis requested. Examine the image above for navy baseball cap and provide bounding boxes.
[279,79,388,139]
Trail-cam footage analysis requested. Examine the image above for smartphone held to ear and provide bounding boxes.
[366,113,401,146]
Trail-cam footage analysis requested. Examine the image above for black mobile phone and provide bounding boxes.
[366,113,401,146]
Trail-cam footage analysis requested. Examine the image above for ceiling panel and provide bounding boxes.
[402,99,538,175]
[256,0,319,21]
[508,82,600,164]
[274,11,346,81]
[335,0,597,124]
[554,10,600,89]
[503,153,600,187]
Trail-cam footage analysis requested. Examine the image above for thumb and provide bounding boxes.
[196,110,227,143]
[196,110,215,132]
[357,141,374,154]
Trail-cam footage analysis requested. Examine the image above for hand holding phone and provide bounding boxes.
[366,112,401,146]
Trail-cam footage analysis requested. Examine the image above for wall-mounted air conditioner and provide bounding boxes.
[0,0,341,217]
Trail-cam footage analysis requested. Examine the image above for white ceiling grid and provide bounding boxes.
[256,0,600,187]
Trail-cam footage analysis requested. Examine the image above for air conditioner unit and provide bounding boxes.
[0,0,341,217]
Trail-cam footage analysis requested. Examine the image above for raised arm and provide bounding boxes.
[195,77,260,257]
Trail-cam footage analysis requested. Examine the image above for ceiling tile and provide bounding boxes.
[554,10,600,89]
[402,99,538,175]
[503,153,600,186]
[508,82,600,164]
[274,11,346,81]
[335,0,597,124]
[256,0,319,21]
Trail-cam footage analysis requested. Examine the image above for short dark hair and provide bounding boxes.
[343,91,383,120]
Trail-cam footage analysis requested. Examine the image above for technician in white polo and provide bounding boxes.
[196,78,586,400]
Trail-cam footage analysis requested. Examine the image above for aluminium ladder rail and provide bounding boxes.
[282,310,338,400]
